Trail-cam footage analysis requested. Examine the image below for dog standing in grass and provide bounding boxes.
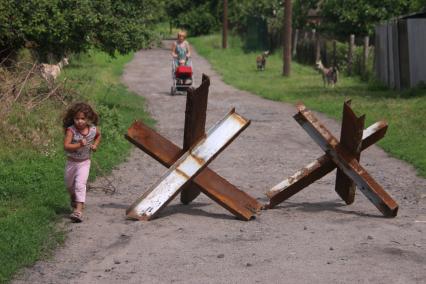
[256,51,269,71]
[315,60,338,87]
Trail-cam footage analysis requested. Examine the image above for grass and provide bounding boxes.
[191,34,426,178]
[0,50,152,283]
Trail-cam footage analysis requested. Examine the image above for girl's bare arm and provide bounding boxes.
[64,129,85,152]
[91,128,101,151]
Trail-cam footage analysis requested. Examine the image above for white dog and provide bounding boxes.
[315,60,338,87]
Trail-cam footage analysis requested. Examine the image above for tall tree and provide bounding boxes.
[321,0,415,37]
[222,0,228,49]
[0,0,163,62]
[409,0,426,11]
[283,0,292,76]
[91,0,162,56]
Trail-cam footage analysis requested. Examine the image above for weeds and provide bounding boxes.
[0,57,79,155]
[0,50,151,283]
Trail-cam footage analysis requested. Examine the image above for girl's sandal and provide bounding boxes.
[70,211,83,223]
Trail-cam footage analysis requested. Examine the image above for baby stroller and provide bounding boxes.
[171,59,193,96]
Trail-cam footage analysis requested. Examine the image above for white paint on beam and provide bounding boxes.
[127,109,249,220]
[362,121,383,140]
[269,159,319,195]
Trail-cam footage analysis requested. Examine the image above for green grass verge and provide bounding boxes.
[0,51,152,283]
[191,34,426,177]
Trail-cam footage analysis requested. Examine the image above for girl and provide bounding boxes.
[63,102,101,222]
[171,30,191,66]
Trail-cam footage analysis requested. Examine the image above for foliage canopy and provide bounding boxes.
[165,0,220,36]
[321,0,425,37]
[0,0,163,62]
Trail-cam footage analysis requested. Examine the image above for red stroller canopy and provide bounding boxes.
[175,65,192,77]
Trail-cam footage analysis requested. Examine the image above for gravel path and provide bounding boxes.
[14,41,426,284]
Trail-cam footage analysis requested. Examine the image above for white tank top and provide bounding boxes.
[66,125,97,160]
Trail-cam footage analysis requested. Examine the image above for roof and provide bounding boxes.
[399,10,426,19]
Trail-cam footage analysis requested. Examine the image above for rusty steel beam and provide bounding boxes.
[266,120,388,208]
[126,121,183,168]
[126,109,250,220]
[125,114,262,221]
[183,74,210,151]
[335,100,365,205]
[360,121,388,150]
[294,104,398,217]
[181,74,210,204]
[267,155,335,208]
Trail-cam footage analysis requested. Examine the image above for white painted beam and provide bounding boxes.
[126,109,250,220]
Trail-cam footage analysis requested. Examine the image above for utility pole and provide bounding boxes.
[222,0,228,49]
[283,0,292,76]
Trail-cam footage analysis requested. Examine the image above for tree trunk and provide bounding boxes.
[222,0,228,49]
[283,0,292,76]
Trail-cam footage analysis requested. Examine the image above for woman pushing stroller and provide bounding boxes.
[170,30,193,95]
[171,30,191,66]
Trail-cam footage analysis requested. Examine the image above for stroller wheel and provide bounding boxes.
[170,86,176,96]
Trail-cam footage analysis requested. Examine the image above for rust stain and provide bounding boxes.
[189,153,206,165]
[175,168,191,180]
[232,112,250,126]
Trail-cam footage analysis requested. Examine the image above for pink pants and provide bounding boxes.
[65,159,91,203]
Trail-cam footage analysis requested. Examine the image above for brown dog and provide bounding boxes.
[256,51,269,71]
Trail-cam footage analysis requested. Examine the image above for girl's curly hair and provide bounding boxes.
[63,102,99,132]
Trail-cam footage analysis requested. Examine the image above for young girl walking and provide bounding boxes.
[63,102,101,222]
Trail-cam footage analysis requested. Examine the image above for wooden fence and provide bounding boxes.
[292,29,372,78]
[375,16,426,89]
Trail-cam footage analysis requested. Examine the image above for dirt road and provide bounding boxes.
[14,41,426,283]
